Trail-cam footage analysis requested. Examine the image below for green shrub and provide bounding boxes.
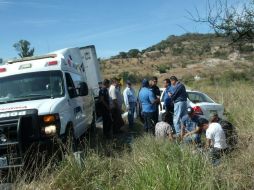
[172,46,184,56]
[156,64,169,73]
[118,71,153,84]
[213,51,228,59]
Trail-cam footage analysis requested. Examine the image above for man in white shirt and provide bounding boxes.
[198,118,228,165]
[109,78,124,133]
[123,80,137,129]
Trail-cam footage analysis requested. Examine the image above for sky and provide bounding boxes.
[0,0,246,60]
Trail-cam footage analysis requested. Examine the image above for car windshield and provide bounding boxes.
[187,92,214,103]
[0,71,65,104]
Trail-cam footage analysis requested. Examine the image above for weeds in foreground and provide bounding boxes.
[6,82,254,189]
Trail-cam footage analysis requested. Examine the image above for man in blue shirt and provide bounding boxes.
[181,107,201,144]
[169,76,188,136]
[163,78,175,127]
[138,79,158,133]
[123,80,137,129]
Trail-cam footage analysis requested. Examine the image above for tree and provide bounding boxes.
[13,40,35,58]
[118,52,128,58]
[127,49,140,58]
[190,0,254,45]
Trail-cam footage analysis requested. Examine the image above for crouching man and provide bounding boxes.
[198,118,228,165]
[181,107,201,145]
[155,115,174,140]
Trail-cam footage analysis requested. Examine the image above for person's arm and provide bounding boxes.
[168,132,174,141]
[205,129,213,149]
[170,84,183,101]
[184,126,200,137]
[167,125,174,140]
[148,91,156,104]
[181,124,186,140]
[123,89,129,110]
[206,138,212,149]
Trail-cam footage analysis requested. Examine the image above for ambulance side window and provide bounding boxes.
[65,73,77,98]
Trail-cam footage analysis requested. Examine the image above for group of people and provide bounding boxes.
[99,76,237,164]
[99,78,137,138]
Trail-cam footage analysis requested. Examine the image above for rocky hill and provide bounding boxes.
[101,33,254,85]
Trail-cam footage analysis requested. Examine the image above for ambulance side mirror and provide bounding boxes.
[79,82,88,96]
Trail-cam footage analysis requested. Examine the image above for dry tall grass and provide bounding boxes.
[10,82,254,189]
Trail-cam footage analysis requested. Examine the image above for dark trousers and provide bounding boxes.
[143,112,156,134]
[165,105,174,126]
[210,147,228,165]
[154,106,159,124]
[102,111,112,138]
[111,107,124,133]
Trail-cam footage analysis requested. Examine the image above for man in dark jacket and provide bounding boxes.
[150,76,161,124]
[169,76,188,136]
[99,79,112,138]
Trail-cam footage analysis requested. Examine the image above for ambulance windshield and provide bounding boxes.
[0,71,65,104]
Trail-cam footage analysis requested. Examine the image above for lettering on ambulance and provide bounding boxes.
[0,111,27,118]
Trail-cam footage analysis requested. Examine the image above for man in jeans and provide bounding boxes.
[138,79,158,134]
[169,76,188,136]
[123,80,137,129]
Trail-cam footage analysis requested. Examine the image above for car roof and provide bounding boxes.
[159,87,200,93]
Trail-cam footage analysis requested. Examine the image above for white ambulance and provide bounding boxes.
[0,47,99,169]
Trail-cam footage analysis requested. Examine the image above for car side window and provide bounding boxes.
[188,92,202,103]
[188,92,213,103]
[65,73,77,98]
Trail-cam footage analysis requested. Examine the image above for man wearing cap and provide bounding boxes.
[123,80,137,129]
[138,79,159,133]
[198,118,228,165]
[169,76,188,136]
[181,107,201,144]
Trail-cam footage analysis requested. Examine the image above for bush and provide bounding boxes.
[213,51,228,59]
[118,71,153,84]
[172,46,184,56]
[127,49,140,58]
[156,64,169,73]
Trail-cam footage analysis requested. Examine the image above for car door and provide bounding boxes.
[65,72,85,138]
[69,73,93,135]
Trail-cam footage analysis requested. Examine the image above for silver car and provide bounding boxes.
[159,88,224,121]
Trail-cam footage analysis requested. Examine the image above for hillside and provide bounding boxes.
[102,33,254,84]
